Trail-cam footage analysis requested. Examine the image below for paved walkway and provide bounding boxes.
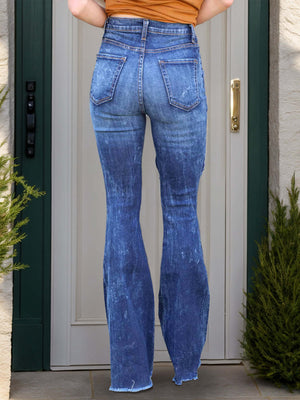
[10,362,300,400]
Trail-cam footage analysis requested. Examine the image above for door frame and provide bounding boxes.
[247,0,269,291]
[13,0,52,371]
[12,0,269,370]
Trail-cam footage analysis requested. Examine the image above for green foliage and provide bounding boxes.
[0,86,45,276]
[0,85,9,108]
[0,140,45,276]
[240,173,300,392]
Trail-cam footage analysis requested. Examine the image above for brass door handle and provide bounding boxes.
[230,78,240,132]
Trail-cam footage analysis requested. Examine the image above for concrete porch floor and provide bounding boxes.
[9,362,300,400]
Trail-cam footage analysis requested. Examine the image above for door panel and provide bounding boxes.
[13,0,52,371]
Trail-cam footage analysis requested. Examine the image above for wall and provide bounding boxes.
[269,1,300,215]
[0,0,14,399]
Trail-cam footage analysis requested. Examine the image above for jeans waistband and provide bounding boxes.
[104,17,197,43]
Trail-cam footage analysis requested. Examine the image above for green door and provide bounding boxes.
[12,0,52,371]
[247,0,269,290]
[12,0,268,370]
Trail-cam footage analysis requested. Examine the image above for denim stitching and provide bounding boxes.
[105,20,193,35]
[102,38,198,54]
[106,27,192,35]
[158,59,200,111]
[138,53,145,113]
[96,53,127,61]
[137,20,149,113]
[90,54,127,105]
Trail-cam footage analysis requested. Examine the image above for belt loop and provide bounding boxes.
[190,24,197,44]
[103,17,108,30]
[141,19,149,41]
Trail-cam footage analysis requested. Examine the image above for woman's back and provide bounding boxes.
[105,0,205,26]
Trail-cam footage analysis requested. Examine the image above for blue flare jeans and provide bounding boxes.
[89,16,210,392]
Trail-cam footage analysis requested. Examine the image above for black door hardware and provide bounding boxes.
[25,81,36,157]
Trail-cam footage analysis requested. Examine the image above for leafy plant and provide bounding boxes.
[240,172,300,391]
[0,85,9,108]
[0,86,45,276]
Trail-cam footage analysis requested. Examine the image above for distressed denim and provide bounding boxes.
[89,16,210,392]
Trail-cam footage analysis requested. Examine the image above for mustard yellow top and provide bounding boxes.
[105,0,204,27]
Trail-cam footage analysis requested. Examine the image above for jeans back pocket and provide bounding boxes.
[90,53,127,106]
[158,58,202,111]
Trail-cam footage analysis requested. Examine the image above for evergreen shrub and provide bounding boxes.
[0,86,45,276]
[240,173,300,391]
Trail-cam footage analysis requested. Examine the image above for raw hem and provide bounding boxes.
[109,380,153,392]
[172,374,198,385]
[173,358,202,385]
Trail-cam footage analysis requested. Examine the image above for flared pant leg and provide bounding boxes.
[149,112,210,386]
[91,109,155,392]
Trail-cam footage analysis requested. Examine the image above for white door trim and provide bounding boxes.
[51,1,75,366]
[225,0,248,359]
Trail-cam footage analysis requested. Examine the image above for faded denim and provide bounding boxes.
[89,16,210,392]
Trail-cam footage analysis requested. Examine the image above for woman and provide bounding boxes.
[68,0,234,393]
